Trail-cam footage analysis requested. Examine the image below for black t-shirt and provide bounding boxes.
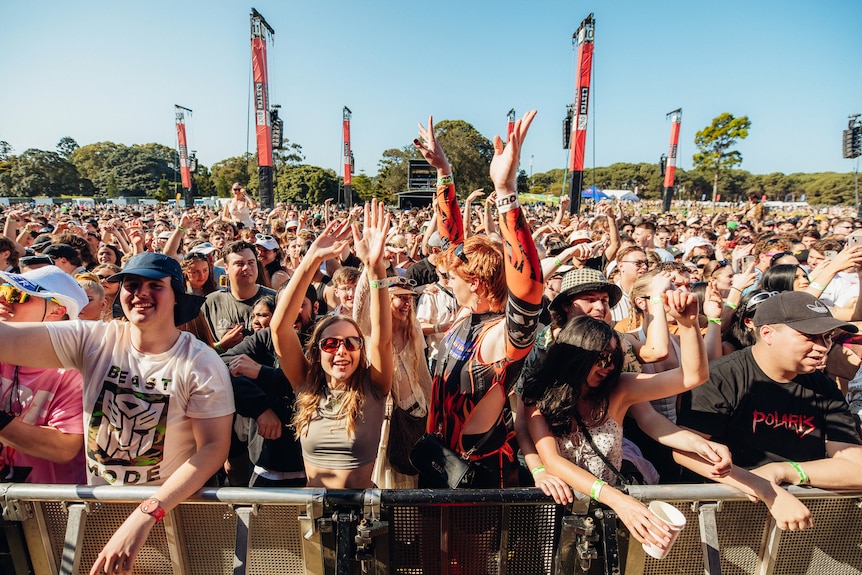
[678,347,861,469]
[405,256,438,287]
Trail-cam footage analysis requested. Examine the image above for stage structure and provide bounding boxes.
[662,108,682,213]
[342,107,354,207]
[250,8,275,210]
[565,13,595,215]
[175,105,194,209]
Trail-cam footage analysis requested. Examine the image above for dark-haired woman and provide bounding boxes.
[523,295,726,551]
[271,201,392,488]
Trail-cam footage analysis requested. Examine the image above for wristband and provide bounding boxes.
[723,300,738,310]
[0,411,14,432]
[707,317,722,324]
[437,174,454,187]
[368,279,381,290]
[495,190,520,214]
[787,461,809,485]
[554,258,563,267]
[809,281,826,291]
[177,226,187,233]
[648,296,663,305]
[531,466,546,478]
[589,478,606,501]
[214,342,224,353]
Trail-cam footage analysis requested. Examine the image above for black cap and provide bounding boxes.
[753,291,857,335]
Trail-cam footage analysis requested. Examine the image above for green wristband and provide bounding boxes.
[723,300,738,310]
[809,281,826,291]
[530,466,546,478]
[590,478,605,501]
[438,174,454,187]
[787,461,809,485]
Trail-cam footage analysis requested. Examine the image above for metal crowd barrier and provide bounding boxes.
[1,483,861,575]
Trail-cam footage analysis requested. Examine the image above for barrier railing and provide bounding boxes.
[1,483,861,575]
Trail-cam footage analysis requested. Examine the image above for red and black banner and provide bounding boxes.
[661,109,682,213]
[175,108,192,190]
[566,14,595,214]
[342,107,353,207]
[251,9,275,210]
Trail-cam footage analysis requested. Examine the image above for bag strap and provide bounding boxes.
[573,410,629,486]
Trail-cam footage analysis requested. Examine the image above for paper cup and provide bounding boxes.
[641,500,686,560]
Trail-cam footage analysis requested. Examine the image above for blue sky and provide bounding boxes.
[2,0,861,180]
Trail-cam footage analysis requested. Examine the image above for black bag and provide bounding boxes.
[409,433,475,488]
[387,404,427,475]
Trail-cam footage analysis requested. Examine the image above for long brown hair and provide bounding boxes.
[293,316,370,439]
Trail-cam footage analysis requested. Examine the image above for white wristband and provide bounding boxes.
[495,191,519,213]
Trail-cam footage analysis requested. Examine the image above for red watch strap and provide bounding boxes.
[140,498,166,522]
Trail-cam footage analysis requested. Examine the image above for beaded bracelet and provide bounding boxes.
[590,478,605,501]
[531,466,546,478]
[787,461,810,485]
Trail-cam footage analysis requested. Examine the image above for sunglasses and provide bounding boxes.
[745,290,779,311]
[318,336,364,354]
[256,233,275,242]
[0,284,59,306]
[595,351,615,369]
[232,187,242,192]
[438,271,449,280]
[184,252,208,261]
[454,243,469,264]
[715,259,730,268]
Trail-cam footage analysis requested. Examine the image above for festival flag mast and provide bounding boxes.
[565,13,595,214]
[661,109,682,213]
[175,105,194,208]
[250,8,276,210]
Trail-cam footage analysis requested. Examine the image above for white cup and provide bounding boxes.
[641,500,687,560]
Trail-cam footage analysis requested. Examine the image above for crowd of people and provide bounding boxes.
[2,111,862,571]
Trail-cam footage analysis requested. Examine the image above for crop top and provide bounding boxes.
[300,378,386,470]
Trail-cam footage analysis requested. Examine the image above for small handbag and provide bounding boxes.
[409,421,499,489]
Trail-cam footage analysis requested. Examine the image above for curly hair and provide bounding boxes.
[292,316,370,440]
[523,316,623,436]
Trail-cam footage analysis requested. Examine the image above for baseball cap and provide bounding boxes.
[255,233,279,251]
[284,220,300,230]
[42,243,79,262]
[0,266,89,320]
[188,242,218,256]
[753,291,858,335]
[106,252,205,326]
[550,267,622,311]
[427,231,444,248]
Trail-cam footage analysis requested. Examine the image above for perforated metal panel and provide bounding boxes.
[643,500,768,575]
[175,504,237,575]
[772,498,862,575]
[247,505,306,575]
[42,501,69,567]
[504,504,561,575]
[77,503,173,575]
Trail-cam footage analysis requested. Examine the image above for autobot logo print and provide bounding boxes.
[87,379,168,484]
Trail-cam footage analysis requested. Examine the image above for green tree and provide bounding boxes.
[193,164,216,198]
[211,154,256,197]
[0,141,13,162]
[432,119,494,195]
[376,147,414,201]
[56,137,79,159]
[693,113,751,205]
[276,165,339,204]
[351,173,376,201]
[0,149,84,197]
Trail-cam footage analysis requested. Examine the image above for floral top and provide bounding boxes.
[556,418,623,487]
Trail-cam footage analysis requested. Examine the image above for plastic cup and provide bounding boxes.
[642,500,686,560]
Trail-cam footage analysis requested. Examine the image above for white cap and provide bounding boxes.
[0,266,89,320]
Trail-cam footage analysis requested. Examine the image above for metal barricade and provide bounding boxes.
[2,483,861,575]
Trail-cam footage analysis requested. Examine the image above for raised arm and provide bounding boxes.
[414,116,464,246]
[491,110,545,363]
[271,220,353,388]
[350,200,393,396]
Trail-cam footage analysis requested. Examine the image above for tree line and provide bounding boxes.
[0,115,857,206]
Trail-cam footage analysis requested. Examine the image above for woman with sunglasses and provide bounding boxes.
[222,183,257,229]
[522,294,715,551]
[272,201,392,488]
[254,234,290,289]
[413,110,543,488]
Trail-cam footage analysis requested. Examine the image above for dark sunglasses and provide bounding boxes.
[454,243,469,264]
[318,336,364,354]
[595,351,615,369]
[438,270,449,280]
[715,259,730,267]
[20,255,54,267]
[184,252,208,261]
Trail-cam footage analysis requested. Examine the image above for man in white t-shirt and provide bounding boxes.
[0,252,234,575]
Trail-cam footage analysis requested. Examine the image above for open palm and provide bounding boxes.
[352,199,390,270]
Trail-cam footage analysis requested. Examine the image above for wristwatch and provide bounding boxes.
[139,497,166,522]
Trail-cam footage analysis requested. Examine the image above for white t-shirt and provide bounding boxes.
[46,321,234,486]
